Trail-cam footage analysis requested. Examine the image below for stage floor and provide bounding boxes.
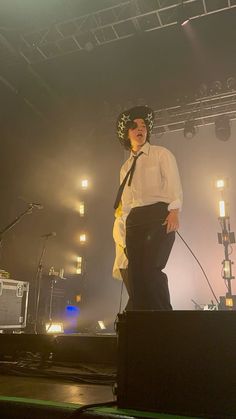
[0,331,229,418]
[0,362,203,419]
[0,374,114,405]
[0,374,202,419]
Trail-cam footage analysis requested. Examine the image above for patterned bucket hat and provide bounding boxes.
[116,105,155,149]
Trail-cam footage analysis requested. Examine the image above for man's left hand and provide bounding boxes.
[163,209,179,233]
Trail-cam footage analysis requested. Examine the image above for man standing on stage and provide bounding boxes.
[113,105,183,310]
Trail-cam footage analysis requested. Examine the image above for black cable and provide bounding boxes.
[0,366,115,385]
[177,231,219,305]
[117,234,220,307]
[221,266,229,292]
[0,352,116,386]
[191,299,202,310]
[113,278,125,334]
[68,401,116,418]
[118,279,124,314]
[228,243,233,255]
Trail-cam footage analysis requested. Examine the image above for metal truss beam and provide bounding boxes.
[153,90,236,136]
[19,0,236,64]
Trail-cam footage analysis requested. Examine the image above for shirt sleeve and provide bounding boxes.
[159,148,183,211]
[113,214,126,248]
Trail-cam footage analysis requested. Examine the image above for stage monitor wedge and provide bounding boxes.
[117,311,236,418]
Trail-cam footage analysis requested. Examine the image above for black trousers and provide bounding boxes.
[125,202,175,310]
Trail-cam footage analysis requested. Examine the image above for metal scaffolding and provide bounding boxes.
[153,88,236,136]
[19,0,236,64]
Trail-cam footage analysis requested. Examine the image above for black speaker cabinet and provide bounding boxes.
[117,311,236,418]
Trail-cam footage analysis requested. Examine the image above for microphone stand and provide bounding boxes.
[46,275,57,333]
[34,236,51,334]
[0,204,35,263]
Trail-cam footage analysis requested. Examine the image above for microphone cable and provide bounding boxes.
[118,279,124,314]
[116,231,220,314]
[177,231,219,305]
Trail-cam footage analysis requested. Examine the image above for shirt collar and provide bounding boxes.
[129,141,150,159]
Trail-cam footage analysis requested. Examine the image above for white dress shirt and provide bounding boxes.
[112,142,183,279]
[112,211,128,279]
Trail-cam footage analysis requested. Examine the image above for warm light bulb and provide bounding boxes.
[76,256,82,274]
[225,298,233,307]
[46,323,64,333]
[216,179,225,189]
[81,179,88,190]
[79,202,85,216]
[79,234,86,243]
[98,321,106,330]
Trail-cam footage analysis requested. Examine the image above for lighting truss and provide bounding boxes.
[19,0,236,64]
[152,89,236,136]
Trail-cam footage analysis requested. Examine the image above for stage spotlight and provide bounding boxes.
[223,260,231,279]
[81,179,88,190]
[65,305,80,333]
[210,81,222,95]
[46,323,64,334]
[198,83,208,98]
[84,41,94,52]
[216,179,225,190]
[98,321,106,330]
[76,256,83,274]
[79,233,87,244]
[215,115,231,141]
[79,202,85,217]
[227,77,236,91]
[184,120,196,139]
[225,298,233,308]
[177,1,190,26]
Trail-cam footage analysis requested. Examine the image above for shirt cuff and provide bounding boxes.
[168,199,182,211]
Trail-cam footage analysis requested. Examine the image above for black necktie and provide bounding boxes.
[114,152,143,210]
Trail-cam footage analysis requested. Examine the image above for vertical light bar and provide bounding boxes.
[79,202,85,217]
[223,260,230,278]
[76,256,82,274]
[219,200,225,217]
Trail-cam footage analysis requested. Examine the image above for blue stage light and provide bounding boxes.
[66,305,80,314]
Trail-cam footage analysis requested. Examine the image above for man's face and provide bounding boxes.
[128,118,147,150]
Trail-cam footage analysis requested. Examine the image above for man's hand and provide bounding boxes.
[163,209,179,233]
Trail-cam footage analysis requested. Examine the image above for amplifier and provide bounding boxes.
[0,279,29,329]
